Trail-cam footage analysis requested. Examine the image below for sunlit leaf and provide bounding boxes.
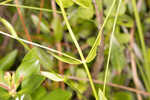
[41,71,64,82]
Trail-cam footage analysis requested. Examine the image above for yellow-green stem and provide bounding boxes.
[103,0,122,94]
[58,0,98,99]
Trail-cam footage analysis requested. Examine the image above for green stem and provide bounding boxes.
[131,0,150,91]
[58,0,98,99]
[0,4,62,14]
[0,0,12,4]
[103,0,122,94]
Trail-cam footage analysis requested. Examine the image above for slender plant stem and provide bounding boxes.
[103,0,122,94]
[0,31,81,63]
[15,0,32,48]
[0,0,12,4]
[36,0,45,34]
[51,0,65,89]
[66,76,150,96]
[0,4,62,14]
[131,0,150,91]
[57,0,98,99]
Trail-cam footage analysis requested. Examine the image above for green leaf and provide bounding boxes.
[112,92,133,100]
[98,89,107,100]
[56,0,74,8]
[117,15,134,27]
[0,70,11,88]
[85,0,116,63]
[104,1,126,16]
[31,86,47,100]
[0,87,10,100]
[31,14,50,34]
[49,52,82,64]
[86,36,101,63]
[16,94,32,100]
[111,44,126,73]
[0,50,18,70]
[15,48,40,83]
[76,68,87,83]
[43,89,72,100]
[0,17,29,50]
[34,48,54,71]
[86,37,96,46]
[72,0,92,8]
[115,33,130,44]
[41,71,64,82]
[19,74,45,94]
[0,70,4,82]
[77,4,94,20]
[51,16,63,42]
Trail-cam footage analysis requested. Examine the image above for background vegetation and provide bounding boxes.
[0,0,150,100]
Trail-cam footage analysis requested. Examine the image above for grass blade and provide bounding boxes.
[103,0,122,94]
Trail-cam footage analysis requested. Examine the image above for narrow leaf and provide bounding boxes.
[41,71,64,82]
[49,52,82,64]
[86,0,117,63]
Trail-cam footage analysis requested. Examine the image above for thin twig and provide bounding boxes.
[15,0,32,48]
[84,0,104,98]
[67,76,150,96]
[51,0,65,89]
[36,0,45,34]
[130,26,143,100]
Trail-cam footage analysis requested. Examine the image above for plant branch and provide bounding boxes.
[15,0,32,48]
[36,0,45,34]
[130,26,143,100]
[57,0,98,99]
